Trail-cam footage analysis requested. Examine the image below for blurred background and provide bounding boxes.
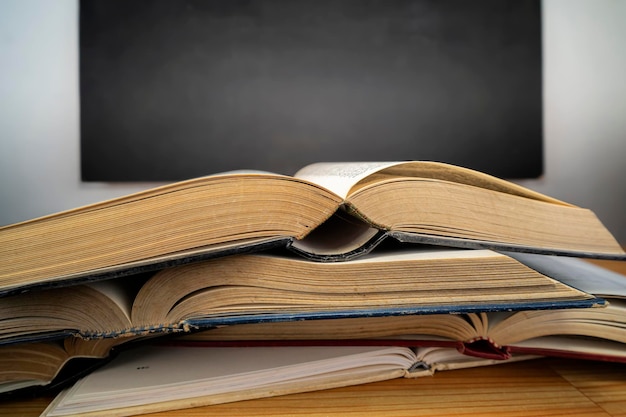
[0,0,625,243]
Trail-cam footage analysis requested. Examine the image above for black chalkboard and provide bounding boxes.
[80,0,542,181]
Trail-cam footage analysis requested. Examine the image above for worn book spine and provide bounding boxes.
[0,297,607,347]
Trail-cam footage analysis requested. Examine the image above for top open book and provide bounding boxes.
[0,161,623,295]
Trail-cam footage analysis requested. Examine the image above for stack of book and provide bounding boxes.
[1,161,624,417]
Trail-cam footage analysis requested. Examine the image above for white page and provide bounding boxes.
[513,335,626,358]
[294,161,401,198]
[49,345,415,415]
[268,246,503,265]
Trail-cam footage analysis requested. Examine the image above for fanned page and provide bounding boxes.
[294,160,567,203]
[0,247,601,346]
[0,172,342,294]
[509,336,626,361]
[476,258,626,359]
[296,161,625,259]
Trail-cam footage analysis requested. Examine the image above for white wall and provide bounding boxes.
[1,0,625,243]
[0,0,156,226]
[517,0,626,244]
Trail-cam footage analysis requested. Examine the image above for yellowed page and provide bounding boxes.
[295,161,569,204]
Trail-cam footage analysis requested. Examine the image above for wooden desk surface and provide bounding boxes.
[4,258,626,417]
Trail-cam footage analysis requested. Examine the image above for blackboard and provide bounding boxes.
[80,0,543,181]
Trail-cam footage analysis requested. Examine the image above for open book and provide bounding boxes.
[181,255,626,363]
[0,248,599,346]
[40,344,537,417]
[1,161,623,296]
[0,249,605,396]
[0,338,121,396]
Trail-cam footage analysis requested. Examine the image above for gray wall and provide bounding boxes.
[1,0,625,243]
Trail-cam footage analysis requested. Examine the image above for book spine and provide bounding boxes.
[79,323,187,339]
[459,337,511,360]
